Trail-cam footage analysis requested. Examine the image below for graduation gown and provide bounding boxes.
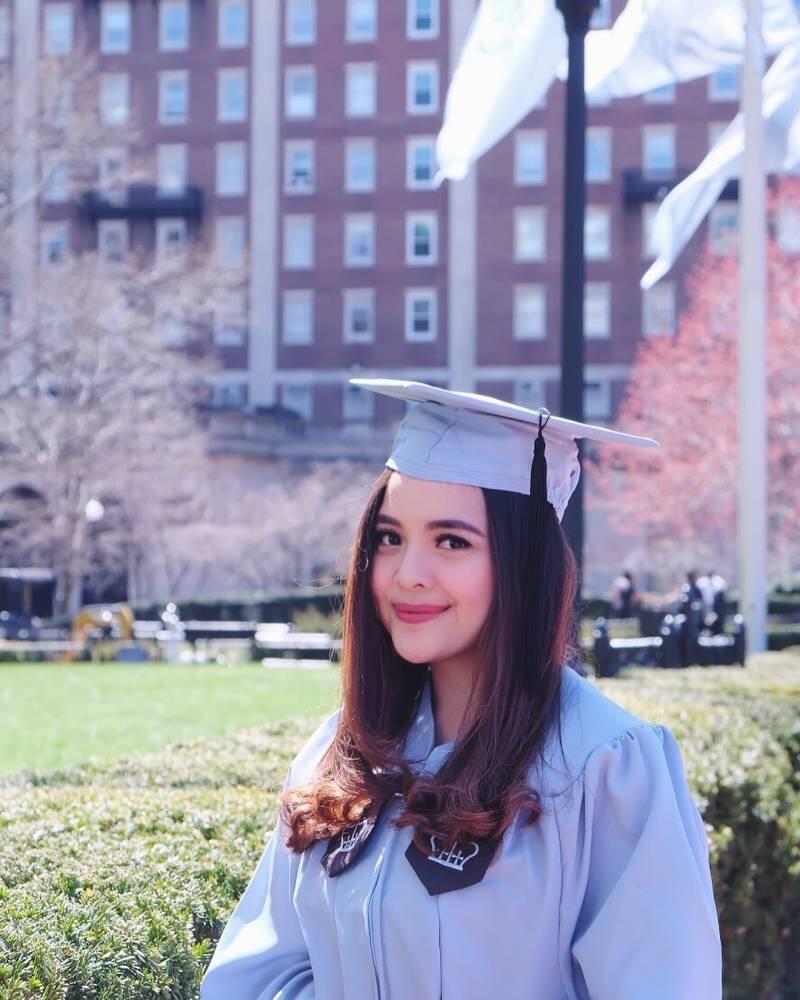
[200,666,722,999]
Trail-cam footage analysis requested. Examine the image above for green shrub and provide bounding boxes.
[0,657,798,998]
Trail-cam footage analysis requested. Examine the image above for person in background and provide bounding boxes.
[610,570,637,617]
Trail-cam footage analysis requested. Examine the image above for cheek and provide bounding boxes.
[448,553,494,615]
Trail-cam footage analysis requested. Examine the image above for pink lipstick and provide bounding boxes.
[392,603,450,624]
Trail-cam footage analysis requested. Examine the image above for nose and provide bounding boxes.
[394,542,435,590]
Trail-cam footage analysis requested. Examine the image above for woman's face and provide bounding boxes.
[370,472,494,672]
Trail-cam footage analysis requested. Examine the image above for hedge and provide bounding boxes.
[0,657,798,999]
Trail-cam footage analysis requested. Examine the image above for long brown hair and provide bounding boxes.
[282,468,578,851]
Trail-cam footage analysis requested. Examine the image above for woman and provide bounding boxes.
[201,380,722,1000]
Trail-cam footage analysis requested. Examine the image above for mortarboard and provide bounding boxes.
[349,379,658,522]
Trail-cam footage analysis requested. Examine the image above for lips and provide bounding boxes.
[392,603,450,624]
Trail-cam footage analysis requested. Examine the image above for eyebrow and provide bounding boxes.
[375,513,486,538]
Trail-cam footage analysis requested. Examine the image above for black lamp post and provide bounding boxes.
[555,0,599,589]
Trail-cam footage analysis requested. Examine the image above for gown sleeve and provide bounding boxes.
[200,712,341,1000]
[559,723,722,1000]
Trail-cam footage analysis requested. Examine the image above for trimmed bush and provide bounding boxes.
[0,658,798,998]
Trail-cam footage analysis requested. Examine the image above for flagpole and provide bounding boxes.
[739,0,768,654]
[556,0,598,590]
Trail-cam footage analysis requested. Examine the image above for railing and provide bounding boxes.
[622,169,739,205]
[81,184,204,221]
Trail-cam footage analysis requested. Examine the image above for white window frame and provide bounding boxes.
[643,125,676,180]
[42,156,70,203]
[404,288,437,342]
[100,73,130,126]
[218,68,248,123]
[514,206,546,262]
[514,130,546,186]
[406,136,436,190]
[280,384,314,421]
[282,290,314,344]
[156,217,188,264]
[642,203,658,260]
[40,222,70,268]
[212,380,247,408]
[708,202,739,255]
[585,205,611,260]
[345,138,376,192]
[709,66,739,101]
[216,216,246,269]
[584,380,612,420]
[642,282,676,337]
[216,141,247,196]
[407,0,439,39]
[285,65,316,119]
[284,215,314,269]
[513,284,546,341]
[98,146,128,200]
[157,143,188,194]
[586,126,612,183]
[219,0,248,48]
[213,288,247,346]
[159,70,189,125]
[345,213,375,268]
[584,282,611,339]
[286,0,316,45]
[590,0,612,29]
[97,218,129,265]
[406,212,438,265]
[284,139,315,194]
[0,9,9,60]
[644,82,675,104]
[513,379,546,409]
[776,204,800,253]
[44,3,73,56]
[343,383,374,422]
[100,1,131,54]
[159,0,189,52]
[347,0,377,41]
[346,63,377,117]
[343,288,375,343]
[407,61,439,114]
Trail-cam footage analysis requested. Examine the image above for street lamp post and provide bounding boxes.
[555,0,598,589]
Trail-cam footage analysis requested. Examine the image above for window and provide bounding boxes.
[216,141,247,195]
[585,205,611,259]
[48,80,73,128]
[590,0,612,28]
[100,73,129,125]
[160,0,189,51]
[776,204,800,253]
[709,66,739,101]
[408,0,438,39]
[644,82,675,103]
[285,66,316,118]
[643,125,675,179]
[281,384,313,421]
[282,290,314,344]
[156,218,188,263]
[42,158,69,202]
[343,383,374,421]
[407,137,436,189]
[345,139,375,192]
[44,4,73,56]
[284,215,314,268]
[514,207,546,261]
[97,219,128,265]
[285,140,315,194]
[213,289,247,346]
[218,68,248,122]
[0,9,8,59]
[286,0,315,44]
[347,0,377,41]
[407,62,438,114]
[515,131,546,185]
[345,213,375,267]
[709,202,738,254]
[159,71,189,125]
[98,146,127,200]
[643,282,676,337]
[406,212,437,265]
[216,216,246,269]
[708,121,728,151]
[513,379,545,409]
[513,284,546,340]
[642,203,658,259]
[40,223,70,268]
[219,0,248,47]
[346,63,376,117]
[343,289,375,343]
[101,2,131,54]
[212,381,247,408]
[584,282,611,338]
[584,380,611,420]
[157,144,187,194]
[404,288,437,342]
[586,127,611,182]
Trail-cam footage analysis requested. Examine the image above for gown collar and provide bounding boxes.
[401,675,456,775]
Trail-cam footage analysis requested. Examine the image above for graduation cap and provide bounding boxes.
[349,379,658,521]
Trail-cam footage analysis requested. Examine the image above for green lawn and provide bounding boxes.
[0,662,340,775]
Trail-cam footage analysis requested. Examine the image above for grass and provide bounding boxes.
[0,662,340,775]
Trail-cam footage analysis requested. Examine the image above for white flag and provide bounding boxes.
[436,0,565,181]
[585,0,799,101]
[642,38,800,289]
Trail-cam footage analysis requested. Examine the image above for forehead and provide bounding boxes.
[379,472,487,524]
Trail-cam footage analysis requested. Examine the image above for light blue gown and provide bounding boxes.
[201,667,722,999]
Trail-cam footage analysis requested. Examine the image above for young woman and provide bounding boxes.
[201,380,722,1000]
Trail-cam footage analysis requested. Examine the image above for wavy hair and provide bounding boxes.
[281,468,578,852]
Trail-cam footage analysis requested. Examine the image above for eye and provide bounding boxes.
[374,529,400,547]
[436,534,471,551]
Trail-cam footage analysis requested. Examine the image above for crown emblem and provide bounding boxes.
[326,817,371,862]
[426,835,480,871]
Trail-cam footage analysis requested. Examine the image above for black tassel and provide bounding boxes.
[523,409,551,696]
